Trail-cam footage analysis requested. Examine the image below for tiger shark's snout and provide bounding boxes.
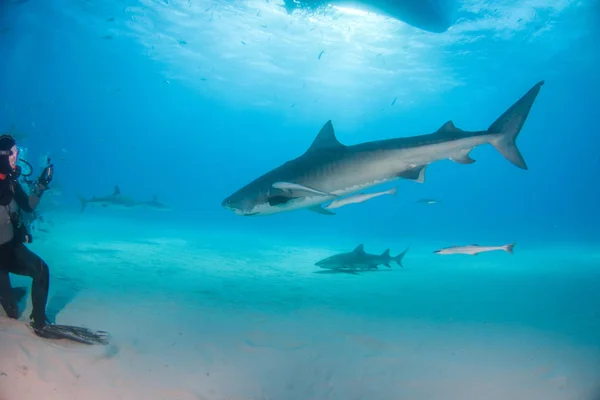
[221,196,260,216]
[221,197,232,209]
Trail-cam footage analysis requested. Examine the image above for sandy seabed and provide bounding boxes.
[1,214,599,400]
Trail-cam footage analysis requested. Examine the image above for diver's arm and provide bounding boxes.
[14,181,46,212]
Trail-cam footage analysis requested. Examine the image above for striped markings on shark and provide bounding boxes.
[76,186,172,212]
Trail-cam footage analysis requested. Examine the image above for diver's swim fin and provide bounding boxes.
[31,322,109,345]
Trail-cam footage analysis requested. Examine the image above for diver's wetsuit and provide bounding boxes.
[0,135,107,345]
[0,178,50,328]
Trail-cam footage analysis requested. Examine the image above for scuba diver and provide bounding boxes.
[0,134,107,345]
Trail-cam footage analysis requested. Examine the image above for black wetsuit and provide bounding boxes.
[0,178,49,328]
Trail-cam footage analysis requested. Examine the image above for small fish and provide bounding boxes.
[325,187,397,210]
[417,198,440,205]
[391,97,397,106]
[318,49,324,60]
[434,243,516,256]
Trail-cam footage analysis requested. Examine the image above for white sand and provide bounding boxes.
[1,214,599,400]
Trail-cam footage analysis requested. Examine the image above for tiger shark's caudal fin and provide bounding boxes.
[487,80,545,170]
[394,246,410,268]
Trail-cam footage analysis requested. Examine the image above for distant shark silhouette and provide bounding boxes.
[282,0,457,33]
[77,186,172,212]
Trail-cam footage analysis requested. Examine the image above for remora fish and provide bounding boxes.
[222,81,544,217]
[434,243,516,255]
[324,187,397,210]
[315,244,409,272]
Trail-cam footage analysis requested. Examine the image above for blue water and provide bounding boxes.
[1,1,599,399]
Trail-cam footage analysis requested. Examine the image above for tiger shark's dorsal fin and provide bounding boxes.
[113,186,121,195]
[436,121,460,134]
[305,120,345,154]
[353,244,365,253]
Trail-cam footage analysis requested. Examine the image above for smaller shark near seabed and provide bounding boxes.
[76,186,171,212]
[315,244,409,274]
[434,243,515,256]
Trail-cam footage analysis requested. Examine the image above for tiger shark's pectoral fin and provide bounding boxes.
[397,165,426,183]
[307,205,335,215]
[272,182,337,197]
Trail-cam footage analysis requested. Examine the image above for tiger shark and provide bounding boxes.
[222,80,544,217]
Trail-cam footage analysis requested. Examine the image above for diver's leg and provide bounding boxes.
[11,244,108,345]
[0,270,19,319]
[12,243,50,329]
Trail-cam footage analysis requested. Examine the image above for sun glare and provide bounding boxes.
[332,5,373,18]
